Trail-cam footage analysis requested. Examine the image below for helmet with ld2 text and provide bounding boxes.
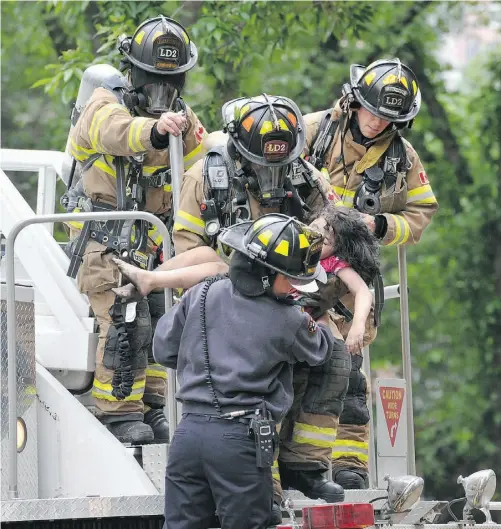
[221,94,305,206]
[350,58,421,125]
[118,15,197,114]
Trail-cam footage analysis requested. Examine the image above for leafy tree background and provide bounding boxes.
[2,0,501,503]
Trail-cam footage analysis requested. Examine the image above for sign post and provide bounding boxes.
[375,378,408,487]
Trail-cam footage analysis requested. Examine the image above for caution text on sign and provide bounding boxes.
[379,386,405,447]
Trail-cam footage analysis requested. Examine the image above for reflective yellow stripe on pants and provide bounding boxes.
[332,439,369,463]
[92,378,146,402]
[146,363,168,380]
[292,422,338,448]
[272,460,280,480]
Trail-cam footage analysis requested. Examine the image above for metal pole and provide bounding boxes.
[6,211,172,498]
[36,166,57,234]
[397,246,416,475]
[169,133,184,217]
[167,132,185,440]
[362,345,377,488]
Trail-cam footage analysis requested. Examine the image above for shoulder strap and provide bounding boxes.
[380,132,408,188]
[309,111,339,170]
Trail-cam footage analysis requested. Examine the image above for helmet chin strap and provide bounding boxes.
[261,273,296,305]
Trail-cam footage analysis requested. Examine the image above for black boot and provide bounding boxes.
[144,408,169,443]
[334,468,369,489]
[269,502,282,525]
[107,420,154,444]
[280,466,345,503]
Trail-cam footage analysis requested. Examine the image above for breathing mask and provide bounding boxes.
[245,162,291,208]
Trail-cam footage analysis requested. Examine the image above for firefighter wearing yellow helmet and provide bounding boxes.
[64,15,207,445]
[303,58,438,489]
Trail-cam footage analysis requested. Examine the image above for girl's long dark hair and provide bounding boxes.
[319,205,380,286]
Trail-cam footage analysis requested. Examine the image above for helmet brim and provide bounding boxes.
[217,221,252,255]
[352,88,421,123]
[289,264,327,293]
[122,41,198,75]
[218,222,328,284]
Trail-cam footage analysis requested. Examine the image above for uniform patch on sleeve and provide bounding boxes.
[194,120,206,144]
[307,316,317,334]
[418,171,429,185]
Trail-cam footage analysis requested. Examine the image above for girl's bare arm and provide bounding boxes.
[148,261,229,291]
[337,267,373,352]
[155,246,222,272]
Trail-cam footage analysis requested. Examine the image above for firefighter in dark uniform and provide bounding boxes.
[153,213,344,529]
[65,16,207,444]
[172,94,348,520]
[303,58,439,488]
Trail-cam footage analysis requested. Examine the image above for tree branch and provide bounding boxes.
[364,1,434,65]
[44,15,76,57]
[83,1,101,55]
[406,40,473,188]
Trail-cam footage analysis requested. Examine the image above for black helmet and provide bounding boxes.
[118,16,197,113]
[350,58,421,123]
[222,94,305,167]
[221,94,305,206]
[218,214,327,292]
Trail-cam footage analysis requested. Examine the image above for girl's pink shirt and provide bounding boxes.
[321,255,350,275]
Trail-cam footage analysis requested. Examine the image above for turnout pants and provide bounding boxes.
[275,314,350,500]
[331,307,376,475]
[78,241,167,422]
[332,365,370,475]
[164,414,273,529]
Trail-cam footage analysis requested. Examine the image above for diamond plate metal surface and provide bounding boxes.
[1,289,38,500]
[281,488,388,512]
[142,443,168,493]
[344,488,388,503]
[378,525,501,529]
[397,501,443,524]
[0,495,164,521]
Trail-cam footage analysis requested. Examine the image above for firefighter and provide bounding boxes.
[303,58,439,488]
[65,15,207,444]
[154,213,342,529]
[172,94,348,522]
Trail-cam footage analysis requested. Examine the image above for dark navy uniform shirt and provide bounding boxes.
[153,277,334,422]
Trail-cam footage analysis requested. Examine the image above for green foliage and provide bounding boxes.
[2,0,501,500]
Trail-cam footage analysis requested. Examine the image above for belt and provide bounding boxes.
[183,413,254,425]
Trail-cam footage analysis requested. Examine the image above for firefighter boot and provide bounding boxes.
[280,466,345,503]
[270,502,282,525]
[107,420,154,444]
[144,408,169,443]
[334,468,369,490]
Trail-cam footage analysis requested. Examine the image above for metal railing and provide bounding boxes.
[0,149,64,234]
[5,211,174,499]
[398,245,415,475]
[363,250,414,487]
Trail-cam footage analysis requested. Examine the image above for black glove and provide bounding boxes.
[298,276,349,319]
